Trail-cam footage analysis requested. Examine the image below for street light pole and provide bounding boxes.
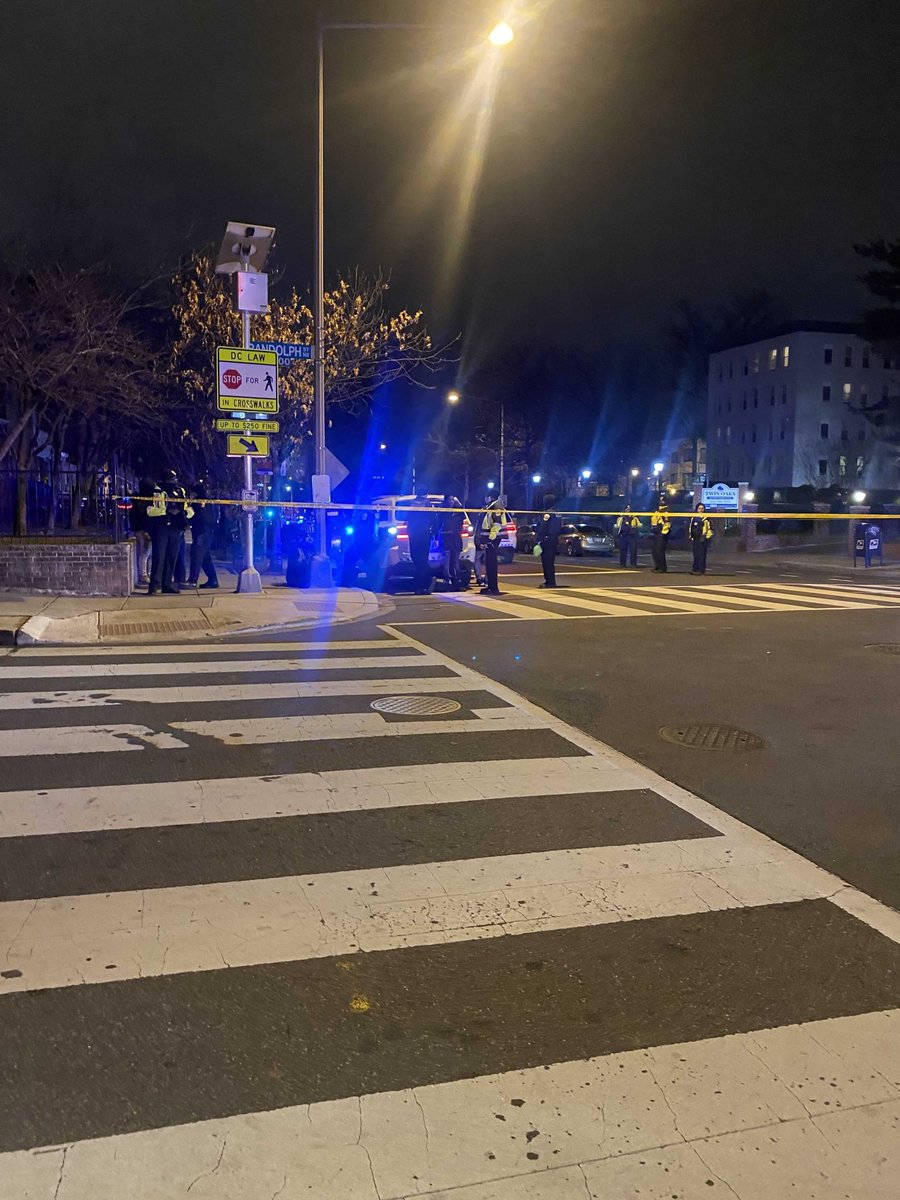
[499,400,505,498]
[310,19,332,587]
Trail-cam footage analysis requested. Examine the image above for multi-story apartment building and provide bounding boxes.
[707,322,899,492]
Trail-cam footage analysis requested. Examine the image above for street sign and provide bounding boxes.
[226,434,270,457]
[324,447,350,490]
[215,418,280,433]
[701,482,740,511]
[241,488,259,514]
[250,340,313,362]
[216,346,279,412]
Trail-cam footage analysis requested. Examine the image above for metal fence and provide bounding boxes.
[0,467,128,540]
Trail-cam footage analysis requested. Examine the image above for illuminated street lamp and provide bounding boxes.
[379,442,387,450]
[630,467,640,478]
[487,480,496,491]
[581,468,592,480]
[488,21,515,46]
[313,19,513,583]
[532,473,542,484]
[447,390,461,405]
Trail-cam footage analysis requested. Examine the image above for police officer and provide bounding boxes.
[476,495,504,595]
[146,472,180,594]
[187,480,218,589]
[650,496,672,573]
[689,502,714,575]
[407,493,435,595]
[538,509,562,588]
[614,505,642,568]
[440,494,465,589]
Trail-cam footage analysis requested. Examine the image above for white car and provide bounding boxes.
[372,495,477,591]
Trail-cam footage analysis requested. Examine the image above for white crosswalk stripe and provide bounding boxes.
[429,580,900,620]
[1,630,899,1199]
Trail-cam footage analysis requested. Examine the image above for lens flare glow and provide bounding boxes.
[488,21,515,46]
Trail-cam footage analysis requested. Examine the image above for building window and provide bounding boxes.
[717,402,722,414]
[860,387,868,407]
[728,361,734,379]
[742,395,747,411]
[841,429,849,442]
[725,425,731,443]
[741,357,748,376]
[753,388,759,408]
[824,346,833,364]
[716,427,721,440]
[843,383,852,402]
[770,388,776,406]
[717,363,723,381]
[839,455,847,477]
[768,348,778,370]
[822,384,831,401]
[820,423,829,438]
[781,385,787,404]
[818,459,827,476]
[862,347,870,368]
[782,345,790,368]
[753,354,760,374]
[780,420,786,441]
[844,346,853,367]
[856,456,865,478]
[751,427,757,443]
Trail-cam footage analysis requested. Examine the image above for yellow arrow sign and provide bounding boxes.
[226,434,270,457]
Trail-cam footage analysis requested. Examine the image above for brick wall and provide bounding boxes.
[0,539,135,596]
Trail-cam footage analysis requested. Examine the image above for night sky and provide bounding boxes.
[2,0,898,371]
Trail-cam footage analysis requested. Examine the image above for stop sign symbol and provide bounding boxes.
[222,368,242,390]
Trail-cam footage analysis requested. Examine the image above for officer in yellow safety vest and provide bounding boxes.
[689,502,714,575]
[146,470,193,595]
[475,495,505,595]
[649,496,672,573]
[614,505,642,568]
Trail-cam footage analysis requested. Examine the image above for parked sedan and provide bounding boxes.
[515,521,542,555]
[558,523,615,556]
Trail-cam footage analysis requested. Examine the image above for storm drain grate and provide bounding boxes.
[102,620,210,636]
[659,724,765,751]
[371,695,462,716]
[867,643,900,655]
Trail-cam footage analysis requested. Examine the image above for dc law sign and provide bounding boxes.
[216,347,279,412]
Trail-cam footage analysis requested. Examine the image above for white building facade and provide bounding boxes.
[707,323,900,493]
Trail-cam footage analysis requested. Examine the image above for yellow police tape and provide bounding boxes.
[115,497,897,521]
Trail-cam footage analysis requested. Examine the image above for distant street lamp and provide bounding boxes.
[630,467,640,477]
[447,390,461,405]
[581,468,592,480]
[379,442,387,450]
[532,473,542,484]
[487,480,496,491]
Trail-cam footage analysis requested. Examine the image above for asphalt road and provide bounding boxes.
[381,549,900,910]
[3,568,900,1196]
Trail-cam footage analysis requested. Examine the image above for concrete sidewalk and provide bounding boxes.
[0,586,385,646]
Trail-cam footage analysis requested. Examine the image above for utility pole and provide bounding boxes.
[236,250,262,593]
[499,400,506,498]
[310,18,333,587]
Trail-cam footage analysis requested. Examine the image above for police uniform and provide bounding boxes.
[689,511,713,574]
[650,502,671,573]
[614,511,641,567]
[538,511,561,587]
[476,499,504,595]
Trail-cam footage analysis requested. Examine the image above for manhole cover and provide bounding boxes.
[659,724,765,751]
[867,643,900,655]
[371,695,461,716]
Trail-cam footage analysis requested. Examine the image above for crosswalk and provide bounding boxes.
[2,631,900,1198]
[430,578,900,621]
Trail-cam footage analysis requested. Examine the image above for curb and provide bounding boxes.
[14,594,392,647]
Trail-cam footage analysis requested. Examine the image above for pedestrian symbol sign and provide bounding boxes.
[226,434,270,457]
[216,347,279,412]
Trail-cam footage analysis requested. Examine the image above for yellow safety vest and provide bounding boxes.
[147,490,167,518]
[615,515,641,534]
[651,511,671,535]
